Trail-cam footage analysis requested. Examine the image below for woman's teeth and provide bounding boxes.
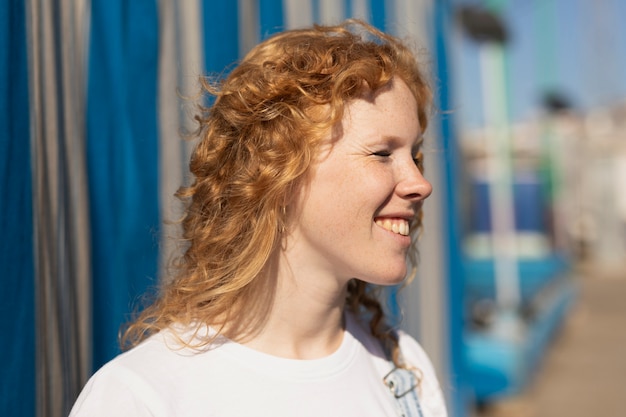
[375,219,410,236]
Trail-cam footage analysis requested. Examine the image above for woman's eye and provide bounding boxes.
[373,150,391,157]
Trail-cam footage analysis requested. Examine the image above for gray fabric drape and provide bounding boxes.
[25,0,91,415]
[157,0,203,281]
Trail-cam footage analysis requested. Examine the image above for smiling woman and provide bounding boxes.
[290,78,432,289]
[69,19,448,417]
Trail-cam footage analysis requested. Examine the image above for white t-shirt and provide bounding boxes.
[70,314,448,417]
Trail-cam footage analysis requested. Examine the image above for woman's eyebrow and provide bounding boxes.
[377,134,422,147]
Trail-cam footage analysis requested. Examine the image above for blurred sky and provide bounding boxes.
[453,0,626,129]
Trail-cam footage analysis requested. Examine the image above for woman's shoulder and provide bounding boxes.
[101,328,198,374]
[396,330,436,373]
[344,313,434,370]
[70,328,216,417]
[395,330,449,417]
[345,315,447,417]
[70,337,173,416]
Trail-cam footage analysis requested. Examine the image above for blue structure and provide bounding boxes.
[463,254,576,401]
[454,1,579,404]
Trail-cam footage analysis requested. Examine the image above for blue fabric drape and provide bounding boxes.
[0,1,35,416]
[259,0,284,38]
[369,0,386,30]
[87,0,160,371]
[343,0,353,19]
[202,1,240,75]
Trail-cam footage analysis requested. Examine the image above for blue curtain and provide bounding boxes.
[369,0,386,30]
[87,0,160,371]
[0,1,35,416]
[259,0,284,38]
[202,2,240,74]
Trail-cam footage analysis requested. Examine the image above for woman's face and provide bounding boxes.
[286,78,432,286]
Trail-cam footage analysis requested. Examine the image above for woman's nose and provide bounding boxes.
[397,162,432,201]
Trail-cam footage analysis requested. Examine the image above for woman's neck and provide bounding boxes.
[239,250,348,359]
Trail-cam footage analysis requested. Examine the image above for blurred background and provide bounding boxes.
[2,0,625,416]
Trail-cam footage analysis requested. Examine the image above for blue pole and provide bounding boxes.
[434,0,468,415]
